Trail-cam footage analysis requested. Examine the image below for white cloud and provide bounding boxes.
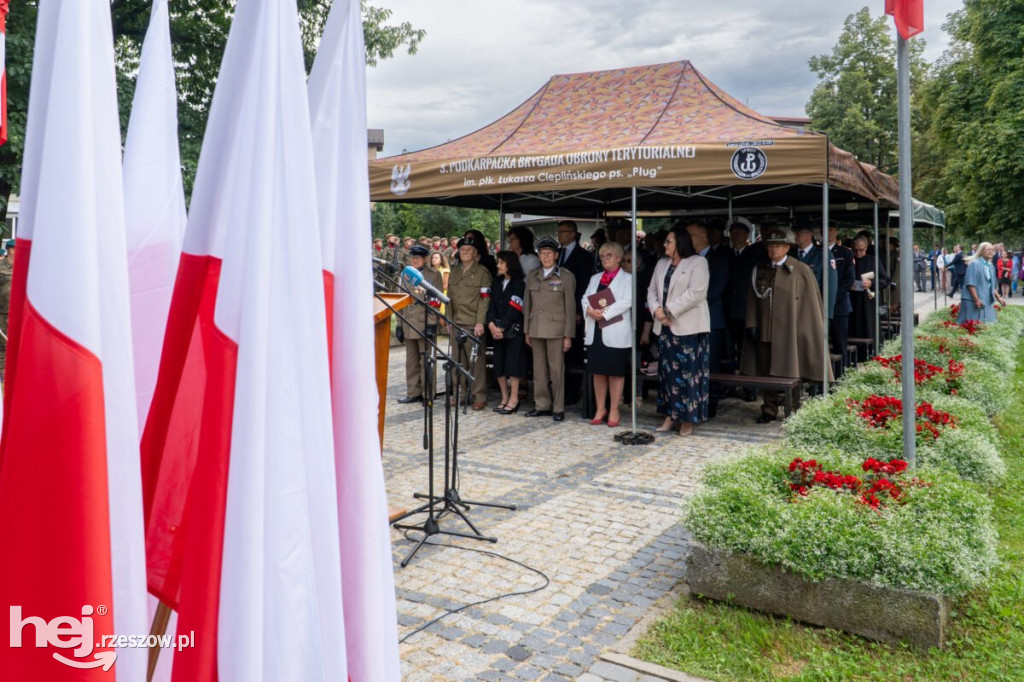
[367,0,963,156]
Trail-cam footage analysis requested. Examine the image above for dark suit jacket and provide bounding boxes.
[703,247,730,330]
[830,243,855,317]
[559,242,595,322]
[727,243,763,322]
[794,243,838,319]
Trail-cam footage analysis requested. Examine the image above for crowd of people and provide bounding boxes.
[379,221,1009,435]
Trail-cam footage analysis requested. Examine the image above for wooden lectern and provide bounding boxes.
[373,293,412,450]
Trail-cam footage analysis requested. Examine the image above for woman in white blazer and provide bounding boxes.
[646,224,710,436]
[581,242,633,427]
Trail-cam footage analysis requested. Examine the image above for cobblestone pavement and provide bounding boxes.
[382,341,780,681]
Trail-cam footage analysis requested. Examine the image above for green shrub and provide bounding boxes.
[685,448,998,595]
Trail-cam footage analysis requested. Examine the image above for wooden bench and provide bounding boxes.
[848,337,876,362]
[709,373,802,417]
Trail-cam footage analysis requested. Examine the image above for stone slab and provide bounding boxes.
[686,543,951,651]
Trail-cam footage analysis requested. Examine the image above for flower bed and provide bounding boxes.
[686,305,1022,602]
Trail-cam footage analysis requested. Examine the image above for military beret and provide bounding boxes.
[4,239,14,249]
[409,244,430,257]
[536,236,560,252]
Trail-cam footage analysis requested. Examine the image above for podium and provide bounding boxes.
[374,293,412,450]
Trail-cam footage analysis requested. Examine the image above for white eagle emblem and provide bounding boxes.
[390,163,412,196]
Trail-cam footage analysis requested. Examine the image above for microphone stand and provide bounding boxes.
[374,263,516,567]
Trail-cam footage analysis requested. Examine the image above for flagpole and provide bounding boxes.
[897,33,916,468]
[147,602,172,681]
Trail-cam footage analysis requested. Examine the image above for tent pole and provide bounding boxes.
[897,33,916,468]
[873,203,880,353]
[498,196,505,248]
[821,183,830,394]
[933,224,938,310]
[728,190,733,222]
[942,226,947,306]
[630,186,638,435]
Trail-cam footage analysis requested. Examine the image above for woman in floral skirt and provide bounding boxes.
[646,223,710,436]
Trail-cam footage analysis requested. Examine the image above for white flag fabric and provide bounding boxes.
[308,0,400,679]
[0,0,148,679]
[123,0,187,430]
[140,0,347,680]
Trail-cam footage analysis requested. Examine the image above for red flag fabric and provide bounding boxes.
[0,0,149,679]
[885,0,924,39]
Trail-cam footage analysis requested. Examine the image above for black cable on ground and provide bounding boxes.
[397,533,550,644]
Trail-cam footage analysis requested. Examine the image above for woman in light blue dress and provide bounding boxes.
[958,242,1005,324]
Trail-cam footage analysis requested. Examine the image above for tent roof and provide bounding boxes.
[889,198,947,228]
[369,60,898,213]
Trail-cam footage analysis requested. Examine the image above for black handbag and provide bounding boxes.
[505,321,522,339]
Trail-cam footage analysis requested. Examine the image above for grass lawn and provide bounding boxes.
[632,341,1024,681]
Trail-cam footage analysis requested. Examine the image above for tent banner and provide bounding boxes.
[370,136,828,201]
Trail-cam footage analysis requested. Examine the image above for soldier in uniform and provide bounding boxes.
[396,245,443,404]
[447,235,493,409]
[0,240,14,377]
[742,228,831,423]
[522,236,577,422]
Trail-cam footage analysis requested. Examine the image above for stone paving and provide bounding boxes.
[382,339,780,681]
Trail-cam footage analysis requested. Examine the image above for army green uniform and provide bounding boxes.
[522,266,577,413]
[0,258,12,376]
[398,267,444,399]
[448,261,492,404]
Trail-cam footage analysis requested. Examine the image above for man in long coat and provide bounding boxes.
[741,227,831,423]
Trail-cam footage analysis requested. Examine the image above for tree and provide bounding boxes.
[916,0,1024,241]
[805,7,926,174]
[0,1,425,226]
[370,203,500,241]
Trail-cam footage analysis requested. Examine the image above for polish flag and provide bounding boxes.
[122,1,186,679]
[124,0,187,430]
[0,0,148,679]
[140,0,347,680]
[308,0,400,679]
[885,0,924,39]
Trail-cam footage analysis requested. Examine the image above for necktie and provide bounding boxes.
[559,249,566,266]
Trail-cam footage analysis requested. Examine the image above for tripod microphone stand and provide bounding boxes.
[375,264,516,567]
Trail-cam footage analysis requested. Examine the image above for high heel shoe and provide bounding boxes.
[607,416,620,428]
[492,402,508,413]
[589,414,607,425]
[499,402,520,415]
[678,422,694,436]
[655,420,675,433]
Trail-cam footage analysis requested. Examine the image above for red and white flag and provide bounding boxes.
[0,0,9,146]
[122,1,186,678]
[885,0,924,39]
[308,0,400,679]
[124,0,187,431]
[0,1,148,679]
[140,0,347,680]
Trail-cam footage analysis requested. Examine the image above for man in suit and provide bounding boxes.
[829,226,855,366]
[555,220,593,406]
[725,218,762,375]
[949,244,967,295]
[523,237,578,421]
[792,223,838,323]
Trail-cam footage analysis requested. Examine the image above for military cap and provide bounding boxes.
[409,244,430,257]
[762,227,793,245]
[536,236,560,252]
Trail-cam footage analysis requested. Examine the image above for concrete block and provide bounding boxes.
[686,543,951,651]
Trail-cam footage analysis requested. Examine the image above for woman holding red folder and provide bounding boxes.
[581,242,633,427]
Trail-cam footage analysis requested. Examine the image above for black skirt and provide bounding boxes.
[492,335,528,378]
[587,325,630,377]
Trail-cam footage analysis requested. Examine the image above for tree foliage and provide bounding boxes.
[805,7,926,174]
[370,202,500,241]
[916,0,1024,241]
[0,1,425,224]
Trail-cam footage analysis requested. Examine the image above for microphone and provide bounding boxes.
[372,257,398,272]
[400,265,451,304]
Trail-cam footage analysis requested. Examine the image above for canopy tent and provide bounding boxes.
[369,60,898,216]
[369,60,902,434]
[889,198,946,228]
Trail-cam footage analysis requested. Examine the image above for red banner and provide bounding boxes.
[885,0,924,39]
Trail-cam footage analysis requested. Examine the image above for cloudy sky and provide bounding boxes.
[366,0,962,157]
